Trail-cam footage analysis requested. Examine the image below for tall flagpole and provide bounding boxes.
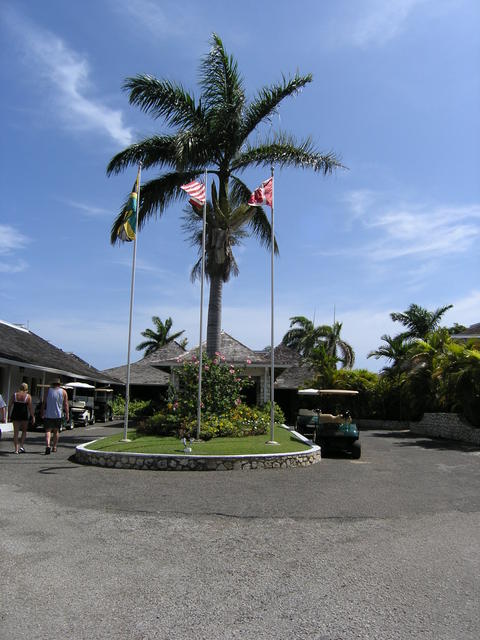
[267,165,278,444]
[196,169,208,439]
[122,162,142,442]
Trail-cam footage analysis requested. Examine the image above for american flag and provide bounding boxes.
[180,180,206,205]
[248,177,273,207]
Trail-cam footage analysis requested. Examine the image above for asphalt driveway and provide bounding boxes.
[1,425,479,640]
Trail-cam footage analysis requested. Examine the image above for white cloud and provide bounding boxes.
[61,199,111,217]
[338,192,480,262]
[324,0,457,48]
[350,0,426,47]
[111,0,197,39]
[0,225,30,255]
[3,9,132,146]
[0,225,30,273]
[444,290,480,327]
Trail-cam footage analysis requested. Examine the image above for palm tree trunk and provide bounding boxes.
[206,276,223,357]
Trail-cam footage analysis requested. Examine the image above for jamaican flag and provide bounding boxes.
[117,183,138,242]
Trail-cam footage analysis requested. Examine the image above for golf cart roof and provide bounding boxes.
[298,388,359,396]
[95,388,113,392]
[64,382,95,389]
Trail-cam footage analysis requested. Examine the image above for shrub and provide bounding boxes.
[112,395,157,418]
[262,401,286,426]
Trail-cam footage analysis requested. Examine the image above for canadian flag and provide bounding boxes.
[248,177,273,207]
[180,180,206,205]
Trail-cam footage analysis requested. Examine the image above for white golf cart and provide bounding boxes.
[65,382,96,427]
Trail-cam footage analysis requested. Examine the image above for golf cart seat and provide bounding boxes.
[318,413,348,424]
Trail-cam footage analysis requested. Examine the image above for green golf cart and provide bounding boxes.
[296,388,361,459]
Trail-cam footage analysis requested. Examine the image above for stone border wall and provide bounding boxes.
[410,413,480,445]
[74,428,321,471]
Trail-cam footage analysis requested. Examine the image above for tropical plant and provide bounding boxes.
[281,316,323,357]
[107,34,342,356]
[390,303,453,340]
[136,316,187,356]
[317,321,355,368]
[168,353,253,420]
[367,334,414,374]
[433,340,480,425]
[282,317,354,368]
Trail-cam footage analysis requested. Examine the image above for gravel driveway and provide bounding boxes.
[1,426,479,640]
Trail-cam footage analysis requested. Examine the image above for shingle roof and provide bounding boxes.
[0,319,120,384]
[102,361,170,386]
[140,341,186,362]
[102,341,186,386]
[274,364,316,389]
[151,331,269,366]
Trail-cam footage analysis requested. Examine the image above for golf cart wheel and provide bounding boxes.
[350,441,361,459]
[90,415,95,425]
[67,417,74,430]
[83,415,89,428]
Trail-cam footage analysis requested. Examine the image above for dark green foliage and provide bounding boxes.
[136,316,186,356]
[282,317,355,368]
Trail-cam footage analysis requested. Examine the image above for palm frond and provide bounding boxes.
[124,75,205,129]
[200,34,245,156]
[240,73,313,141]
[106,135,178,175]
[232,134,344,175]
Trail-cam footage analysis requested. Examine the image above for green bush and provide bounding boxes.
[111,395,157,418]
[169,353,254,418]
[140,403,281,440]
[262,401,286,426]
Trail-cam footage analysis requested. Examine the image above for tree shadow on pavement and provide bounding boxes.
[375,430,480,453]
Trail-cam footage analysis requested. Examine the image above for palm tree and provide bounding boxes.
[367,334,413,374]
[107,34,342,356]
[136,316,187,357]
[281,316,322,357]
[390,303,453,340]
[316,321,355,369]
[282,317,354,368]
[182,186,277,352]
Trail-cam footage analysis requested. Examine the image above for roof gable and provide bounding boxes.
[0,320,118,383]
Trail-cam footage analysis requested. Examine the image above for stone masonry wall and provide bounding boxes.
[410,413,480,445]
[75,446,321,471]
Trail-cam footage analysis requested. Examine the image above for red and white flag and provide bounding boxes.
[180,180,206,206]
[248,177,273,207]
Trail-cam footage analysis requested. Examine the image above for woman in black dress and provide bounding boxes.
[8,383,35,454]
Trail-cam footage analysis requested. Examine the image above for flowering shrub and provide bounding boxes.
[137,355,286,439]
[169,353,253,417]
[140,401,285,440]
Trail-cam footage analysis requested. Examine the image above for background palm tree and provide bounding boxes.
[316,321,355,369]
[136,316,187,357]
[108,34,342,356]
[282,316,354,368]
[367,333,414,374]
[281,316,323,357]
[390,303,453,340]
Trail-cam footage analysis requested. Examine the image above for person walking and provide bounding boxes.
[8,383,35,454]
[0,394,7,435]
[41,379,69,455]
[0,394,6,422]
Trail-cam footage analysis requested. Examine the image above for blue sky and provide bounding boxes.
[1,0,479,372]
